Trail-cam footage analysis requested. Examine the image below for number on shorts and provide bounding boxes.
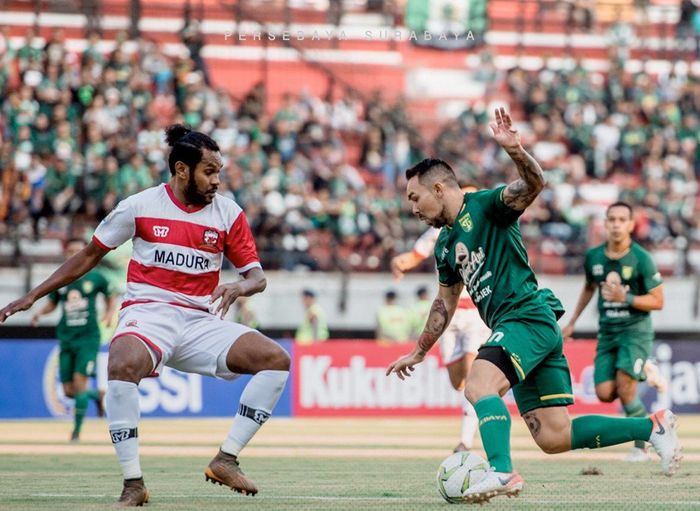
[486,331,504,344]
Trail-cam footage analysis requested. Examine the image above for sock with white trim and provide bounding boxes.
[221,370,289,456]
[461,396,479,448]
[106,380,142,479]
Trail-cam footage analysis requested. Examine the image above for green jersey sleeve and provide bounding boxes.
[639,251,663,292]
[436,252,461,287]
[47,290,59,303]
[480,185,524,227]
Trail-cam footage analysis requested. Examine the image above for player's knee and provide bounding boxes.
[464,379,491,404]
[595,387,616,403]
[536,435,569,455]
[268,347,291,372]
[108,357,143,383]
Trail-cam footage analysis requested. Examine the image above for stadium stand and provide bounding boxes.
[0,0,698,275]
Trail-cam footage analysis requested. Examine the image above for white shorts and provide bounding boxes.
[112,302,254,380]
[439,308,491,366]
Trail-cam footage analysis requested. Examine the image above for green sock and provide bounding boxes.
[73,392,89,436]
[571,415,652,450]
[85,389,100,402]
[474,395,512,472]
[623,398,648,449]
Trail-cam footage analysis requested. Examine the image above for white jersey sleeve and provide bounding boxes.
[93,197,136,250]
[412,227,440,259]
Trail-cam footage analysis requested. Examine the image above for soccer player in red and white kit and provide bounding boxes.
[0,125,290,506]
[391,184,490,453]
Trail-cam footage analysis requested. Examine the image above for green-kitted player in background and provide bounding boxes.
[563,201,667,462]
[32,237,118,442]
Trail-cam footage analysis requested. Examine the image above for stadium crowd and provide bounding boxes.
[0,27,698,274]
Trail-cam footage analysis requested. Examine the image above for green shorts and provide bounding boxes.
[594,327,654,385]
[483,313,574,415]
[59,339,100,383]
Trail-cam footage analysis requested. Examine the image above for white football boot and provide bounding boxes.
[462,468,524,504]
[648,409,682,476]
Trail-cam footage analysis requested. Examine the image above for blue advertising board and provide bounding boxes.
[0,339,293,418]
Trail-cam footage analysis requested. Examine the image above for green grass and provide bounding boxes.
[0,417,698,510]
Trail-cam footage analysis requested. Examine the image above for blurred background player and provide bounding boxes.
[563,201,667,462]
[410,286,432,339]
[294,289,329,344]
[375,289,411,342]
[391,182,490,452]
[31,236,118,442]
[387,109,681,504]
[1,125,291,506]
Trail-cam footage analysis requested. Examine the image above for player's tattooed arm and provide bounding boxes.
[502,149,545,211]
[416,282,462,355]
[489,107,545,211]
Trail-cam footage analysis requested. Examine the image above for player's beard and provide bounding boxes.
[428,205,450,228]
[184,172,213,205]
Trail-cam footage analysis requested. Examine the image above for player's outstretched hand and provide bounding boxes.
[489,107,521,151]
[210,282,245,319]
[386,350,426,380]
[0,295,36,323]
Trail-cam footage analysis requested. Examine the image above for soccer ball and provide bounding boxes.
[436,451,489,503]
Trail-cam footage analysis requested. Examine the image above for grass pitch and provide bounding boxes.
[1,416,699,510]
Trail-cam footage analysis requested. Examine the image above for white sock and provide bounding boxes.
[461,396,479,448]
[106,380,142,480]
[221,370,289,456]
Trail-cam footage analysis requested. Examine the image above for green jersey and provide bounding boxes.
[48,270,113,344]
[584,242,663,332]
[434,186,564,329]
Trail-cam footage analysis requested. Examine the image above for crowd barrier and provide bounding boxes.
[0,339,698,418]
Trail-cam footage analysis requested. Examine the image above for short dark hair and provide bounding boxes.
[385,290,397,301]
[165,124,220,176]
[405,158,459,186]
[302,289,316,298]
[606,201,633,217]
[416,286,428,298]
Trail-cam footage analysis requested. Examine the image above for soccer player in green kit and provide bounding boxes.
[386,108,681,504]
[32,238,118,442]
[563,201,666,462]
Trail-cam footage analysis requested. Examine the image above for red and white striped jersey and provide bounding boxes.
[413,227,476,310]
[93,183,261,312]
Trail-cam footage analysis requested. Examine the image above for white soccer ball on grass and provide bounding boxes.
[436,451,489,503]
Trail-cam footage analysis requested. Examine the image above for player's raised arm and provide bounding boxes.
[490,107,545,211]
[386,280,463,379]
[0,241,110,323]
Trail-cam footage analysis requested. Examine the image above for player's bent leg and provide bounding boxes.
[208,332,290,496]
[71,373,91,442]
[616,370,650,459]
[594,380,617,403]
[522,406,572,454]
[107,336,154,507]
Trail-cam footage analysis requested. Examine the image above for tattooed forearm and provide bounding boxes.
[417,298,449,354]
[502,147,545,211]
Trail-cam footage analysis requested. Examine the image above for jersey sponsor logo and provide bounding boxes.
[153,225,170,238]
[454,243,491,304]
[458,212,473,232]
[125,319,138,328]
[605,271,621,285]
[154,249,211,271]
[203,229,219,246]
[592,264,604,276]
[622,266,633,280]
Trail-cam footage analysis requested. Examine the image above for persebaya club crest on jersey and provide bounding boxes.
[434,187,564,328]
